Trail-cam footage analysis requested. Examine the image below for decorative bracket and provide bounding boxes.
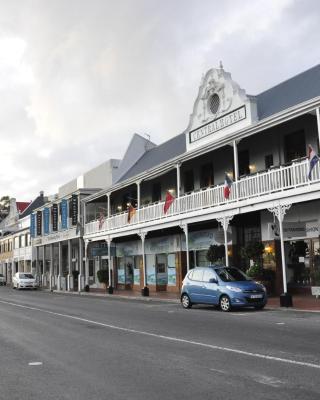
[138,231,147,242]
[216,215,233,231]
[180,224,188,236]
[267,204,292,223]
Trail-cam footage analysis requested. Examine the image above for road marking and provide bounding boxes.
[1,299,319,370]
[276,322,285,325]
[251,374,284,387]
[28,362,42,366]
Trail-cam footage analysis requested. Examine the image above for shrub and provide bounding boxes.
[97,269,109,285]
[206,244,225,264]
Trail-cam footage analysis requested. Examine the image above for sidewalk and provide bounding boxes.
[50,288,320,312]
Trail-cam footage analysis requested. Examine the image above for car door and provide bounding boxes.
[202,269,220,305]
[188,269,206,303]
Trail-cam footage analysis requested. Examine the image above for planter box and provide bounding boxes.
[311,286,320,298]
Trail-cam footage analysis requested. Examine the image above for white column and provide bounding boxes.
[176,162,181,198]
[233,140,239,181]
[49,243,53,290]
[58,242,62,290]
[107,237,113,292]
[84,240,89,286]
[136,181,141,223]
[316,107,320,150]
[78,238,84,292]
[67,239,73,291]
[139,232,148,293]
[181,224,189,272]
[35,246,39,285]
[42,245,46,287]
[268,204,292,293]
[107,193,111,218]
[216,216,233,267]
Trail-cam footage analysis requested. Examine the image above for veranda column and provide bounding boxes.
[216,216,234,267]
[107,193,111,218]
[268,203,292,306]
[58,242,62,290]
[181,224,190,272]
[67,239,72,291]
[106,236,113,294]
[78,238,84,292]
[176,162,181,198]
[84,240,89,286]
[136,181,141,223]
[42,245,46,287]
[49,243,53,290]
[316,107,320,149]
[139,232,148,296]
[233,140,239,199]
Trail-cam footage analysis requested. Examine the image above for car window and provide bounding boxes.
[215,267,250,282]
[203,269,216,282]
[19,273,34,279]
[191,269,204,281]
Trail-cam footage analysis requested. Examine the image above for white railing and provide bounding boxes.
[85,158,319,235]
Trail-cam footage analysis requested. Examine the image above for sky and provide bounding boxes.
[0,0,319,201]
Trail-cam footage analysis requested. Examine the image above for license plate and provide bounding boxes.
[250,294,263,299]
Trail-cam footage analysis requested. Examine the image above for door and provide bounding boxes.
[188,269,206,303]
[202,269,220,305]
[156,254,167,286]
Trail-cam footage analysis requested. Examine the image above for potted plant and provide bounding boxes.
[206,244,225,265]
[97,269,109,292]
[311,268,320,299]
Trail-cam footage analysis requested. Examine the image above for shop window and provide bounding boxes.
[184,170,194,193]
[200,163,214,188]
[265,154,274,169]
[239,150,250,176]
[196,250,210,267]
[284,130,306,163]
[152,183,162,202]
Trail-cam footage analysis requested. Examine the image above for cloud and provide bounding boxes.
[0,0,319,201]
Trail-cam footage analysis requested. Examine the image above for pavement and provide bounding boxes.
[49,287,320,312]
[0,286,320,400]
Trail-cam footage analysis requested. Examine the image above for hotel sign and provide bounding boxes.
[189,105,246,144]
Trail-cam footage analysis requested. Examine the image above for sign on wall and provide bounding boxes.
[43,208,50,235]
[61,199,68,230]
[30,213,36,238]
[51,204,58,231]
[71,194,78,226]
[36,211,42,236]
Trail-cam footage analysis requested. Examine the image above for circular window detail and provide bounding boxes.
[208,93,220,115]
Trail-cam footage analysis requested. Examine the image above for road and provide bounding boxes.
[0,287,319,400]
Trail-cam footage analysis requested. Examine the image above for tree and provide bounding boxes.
[0,196,10,222]
[206,244,225,264]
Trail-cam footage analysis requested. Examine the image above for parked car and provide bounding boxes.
[181,266,267,312]
[12,272,38,290]
[0,273,6,286]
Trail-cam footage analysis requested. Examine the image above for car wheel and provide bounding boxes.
[220,295,232,312]
[181,293,192,309]
[254,304,265,310]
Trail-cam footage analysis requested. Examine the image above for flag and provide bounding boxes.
[224,173,233,199]
[308,144,319,180]
[164,190,175,214]
[98,212,105,230]
[127,205,136,223]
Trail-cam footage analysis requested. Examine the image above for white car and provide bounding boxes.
[0,273,6,286]
[12,272,37,289]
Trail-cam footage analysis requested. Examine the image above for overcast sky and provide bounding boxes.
[0,0,319,201]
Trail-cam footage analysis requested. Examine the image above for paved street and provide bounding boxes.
[0,287,320,400]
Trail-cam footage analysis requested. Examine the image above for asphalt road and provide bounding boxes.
[0,287,320,400]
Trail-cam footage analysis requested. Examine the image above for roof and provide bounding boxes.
[117,132,186,182]
[16,202,31,214]
[256,64,320,119]
[19,193,47,219]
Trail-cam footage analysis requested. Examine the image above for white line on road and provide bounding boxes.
[28,362,42,366]
[1,299,319,370]
[276,322,285,325]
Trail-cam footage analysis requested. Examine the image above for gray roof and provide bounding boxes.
[256,63,320,120]
[117,132,186,182]
[19,193,46,219]
[117,64,320,184]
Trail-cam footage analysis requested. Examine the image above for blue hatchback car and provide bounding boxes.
[181,266,267,311]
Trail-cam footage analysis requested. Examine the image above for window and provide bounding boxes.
[184,170,194,193]
[203,269,216,282]
[239,150,250,176]
[265,154,274,169]
[152,183,162,202]
[284,130,306,163]
[191,269,204,281]
[200,163,214,188]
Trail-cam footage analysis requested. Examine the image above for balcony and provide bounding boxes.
[85,158,319,236]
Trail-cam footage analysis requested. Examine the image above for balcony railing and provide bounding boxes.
[85,158,319,235]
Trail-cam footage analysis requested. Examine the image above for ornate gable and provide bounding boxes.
[186,65,258,151]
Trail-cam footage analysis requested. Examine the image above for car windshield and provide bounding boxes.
[215,267,250,282]
[20,274,34,279]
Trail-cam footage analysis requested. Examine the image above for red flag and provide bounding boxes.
[164,191,175,214]
[127,205,136,223]
[224,173,233,199]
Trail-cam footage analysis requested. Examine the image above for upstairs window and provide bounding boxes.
[183,170,194,193]
[284,130,306,163]
[200,163,214,188]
